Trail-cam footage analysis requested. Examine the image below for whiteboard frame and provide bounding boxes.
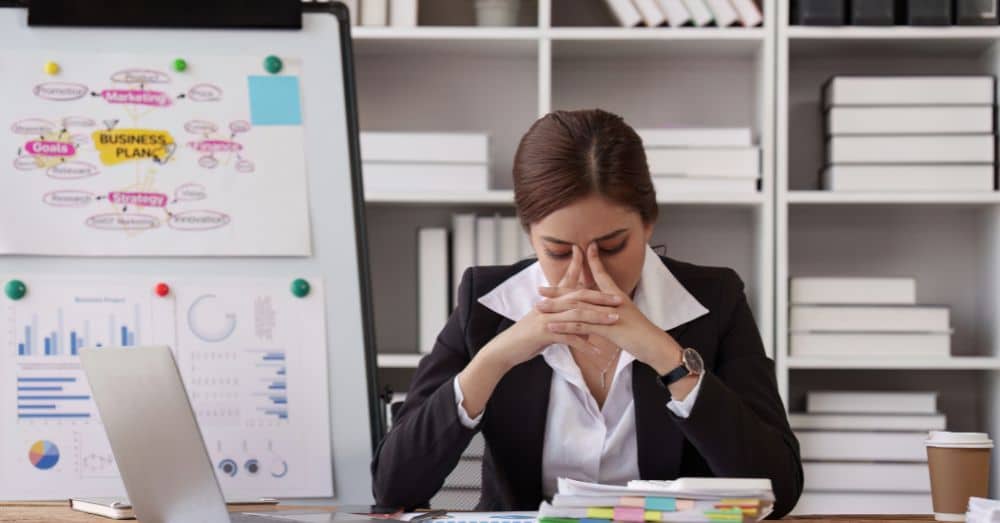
[0,0,383,498]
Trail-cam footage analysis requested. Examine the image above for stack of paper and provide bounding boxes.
[791,391,942,515]
[789,277,952,358]
[968,497,1000,523]
[637,127,759,195]
[361,132,491,194]
[538,477,774,523]
[822,76,996,192]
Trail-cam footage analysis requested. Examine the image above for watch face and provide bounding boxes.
[682,348,704,375]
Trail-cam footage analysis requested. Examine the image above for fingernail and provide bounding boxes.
[607,313,619,321]
[612,295,622,303]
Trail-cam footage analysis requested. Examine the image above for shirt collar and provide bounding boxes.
[477,243,709,331]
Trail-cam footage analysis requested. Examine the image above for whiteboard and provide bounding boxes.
[0,2,378,503]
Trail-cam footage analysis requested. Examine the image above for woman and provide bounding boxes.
[371,109,803,518]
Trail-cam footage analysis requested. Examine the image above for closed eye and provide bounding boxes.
[599,238,627,255]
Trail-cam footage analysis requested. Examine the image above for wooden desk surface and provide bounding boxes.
[0,501,334,522]
[0,503,936,523]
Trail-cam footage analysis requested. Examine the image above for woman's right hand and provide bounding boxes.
[477,245,622,372]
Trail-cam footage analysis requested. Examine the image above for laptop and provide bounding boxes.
[79,346,336,523]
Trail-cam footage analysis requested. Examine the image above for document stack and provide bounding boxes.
[822,76,996,192]
[792,390,944,514]
[637,127,760,194]
[968,497,1000,523]
[360,131,491,194]
[538,477,774,522]
[789,277,952,359]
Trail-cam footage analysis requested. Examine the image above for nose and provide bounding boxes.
[578,257,597,290]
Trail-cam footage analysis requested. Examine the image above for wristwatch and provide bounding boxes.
[657,347,704,390]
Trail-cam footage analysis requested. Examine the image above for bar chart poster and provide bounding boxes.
[173,279,333,498]
[0,279,172,500]
[0,276,332,500]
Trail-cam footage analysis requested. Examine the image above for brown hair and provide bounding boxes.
[512,108,658,228]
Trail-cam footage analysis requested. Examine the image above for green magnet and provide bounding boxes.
[173,58,188,72]
[264,55,283,74]
[291,278,310,298]
[5,279,26,300]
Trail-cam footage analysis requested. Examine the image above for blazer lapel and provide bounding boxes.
[633,323,694,481]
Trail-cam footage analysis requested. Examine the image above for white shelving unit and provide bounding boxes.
[775,3,1000,509]
[354,0,1000,511]
[357,0,776,387]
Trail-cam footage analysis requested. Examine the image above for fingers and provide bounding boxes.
[543,307,619,326]
[546,320,607,337]
[537,287,622,306]
[557,245,583,289]
[535,298,618,317]
[586,242,623,295]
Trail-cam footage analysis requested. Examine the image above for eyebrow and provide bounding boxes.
[540,228,628,246]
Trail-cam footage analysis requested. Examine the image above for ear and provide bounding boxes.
[642,221,654,244]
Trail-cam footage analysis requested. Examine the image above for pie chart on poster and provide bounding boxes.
[28,440,60,470]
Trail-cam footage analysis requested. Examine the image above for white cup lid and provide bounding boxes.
[926,431,994,448]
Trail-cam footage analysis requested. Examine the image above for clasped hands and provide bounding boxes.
[495,243,684,376]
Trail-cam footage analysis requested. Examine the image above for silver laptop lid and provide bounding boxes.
[80,346,231,523]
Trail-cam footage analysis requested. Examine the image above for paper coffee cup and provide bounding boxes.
[926,431,993,522]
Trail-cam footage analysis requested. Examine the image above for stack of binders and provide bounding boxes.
[792,391,944,514]
[789,277,952,359]
[638,127,760,194]
[603,0,762,28]
[418,215,531,356]
[822,76,997,193]
[360,131,491,194]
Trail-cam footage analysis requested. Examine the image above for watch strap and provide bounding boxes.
[658,363,689,388]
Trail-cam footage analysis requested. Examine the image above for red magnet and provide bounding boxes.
[155,282,170,297]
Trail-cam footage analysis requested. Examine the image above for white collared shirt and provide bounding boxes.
[453,244,710,498]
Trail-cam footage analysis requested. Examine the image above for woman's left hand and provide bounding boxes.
[537,243,684,375]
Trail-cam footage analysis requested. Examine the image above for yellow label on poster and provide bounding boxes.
[92,129,174,165]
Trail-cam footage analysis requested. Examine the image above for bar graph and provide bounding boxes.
[15,303,141,358]
[249,349,289,422]
[15,376,92,420]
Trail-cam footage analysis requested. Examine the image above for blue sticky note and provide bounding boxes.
[248,75,302,126]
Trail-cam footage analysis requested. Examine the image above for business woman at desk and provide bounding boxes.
[372,109,803,517]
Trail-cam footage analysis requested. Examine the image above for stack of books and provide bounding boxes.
[539,477,774,522]
[637,127,760,194]
[792,390,944,514]
[604,0,762,28]
[789,277,952,359]
[822,76,996,193]
[418,214,532,354]
[360,132,491,194]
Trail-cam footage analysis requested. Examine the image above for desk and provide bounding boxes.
[0,501,334,522]
[0,505,935,523]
